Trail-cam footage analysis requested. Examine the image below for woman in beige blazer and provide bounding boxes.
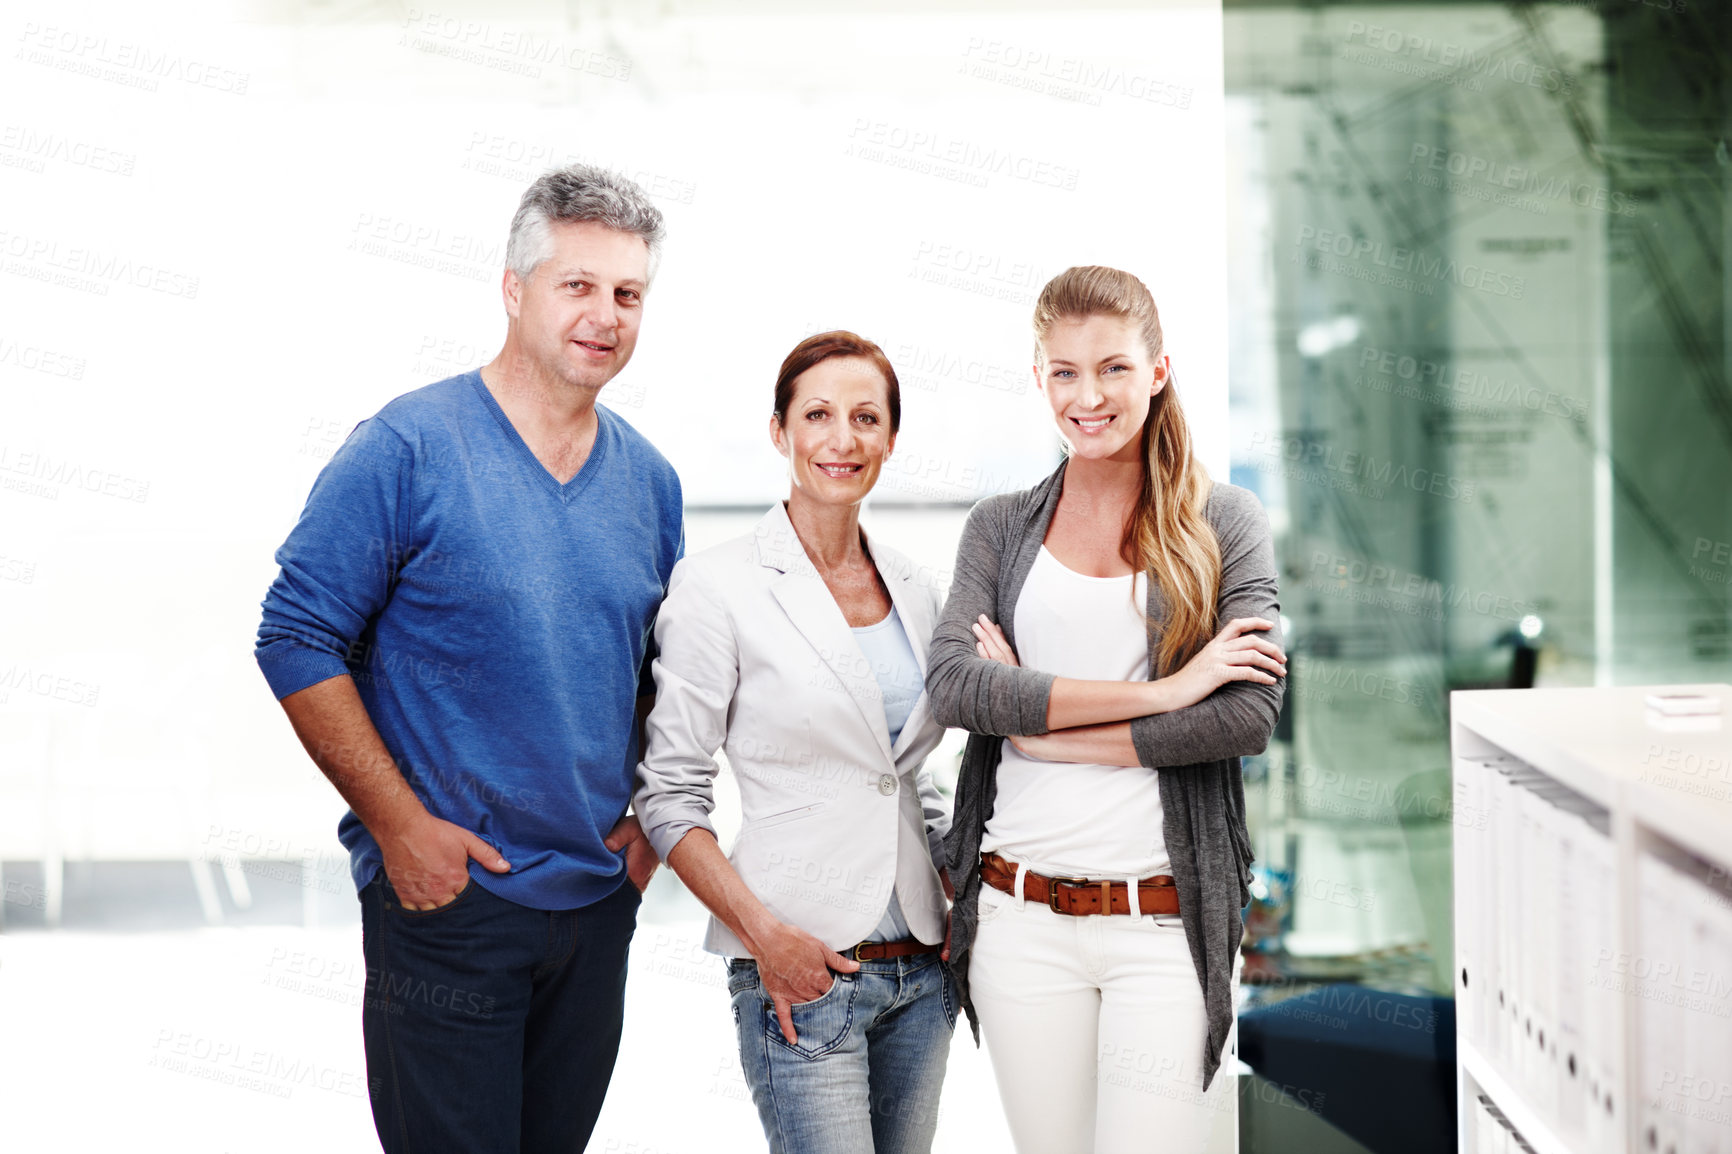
[633,330,956,1154]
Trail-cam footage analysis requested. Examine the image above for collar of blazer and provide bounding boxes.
[751,501,935,764]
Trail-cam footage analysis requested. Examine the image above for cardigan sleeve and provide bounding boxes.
[914,580,953,871]
[924,495,1056,737]
[1128,485,1285,767]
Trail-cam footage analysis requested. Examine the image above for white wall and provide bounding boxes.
[0,0,1227,849]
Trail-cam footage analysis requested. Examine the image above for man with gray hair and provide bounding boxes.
[255,163,683,1152]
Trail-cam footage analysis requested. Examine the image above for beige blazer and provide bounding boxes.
[633,501,951,956]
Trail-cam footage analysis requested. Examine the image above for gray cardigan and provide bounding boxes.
[925,459,1284,1092]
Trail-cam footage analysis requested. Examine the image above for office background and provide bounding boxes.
[0,2,1224,1151]
[1224,1,1729,1149]
[1,1,1726,1152]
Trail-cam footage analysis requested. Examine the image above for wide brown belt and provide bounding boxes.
[848,938,940,961]
[980,852,1180,918]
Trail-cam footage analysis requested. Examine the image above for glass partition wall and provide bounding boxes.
[1224,2,1732,1149]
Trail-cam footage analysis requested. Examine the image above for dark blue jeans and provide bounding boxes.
[359,873,641,1154]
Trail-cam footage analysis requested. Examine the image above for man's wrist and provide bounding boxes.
[369,796,432,844]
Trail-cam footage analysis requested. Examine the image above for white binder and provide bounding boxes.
[1487,760,1520,1068]
[1706,876,1732,1154]
[1455,756,1491,1052]
[1554,805,1592,1140]
[1527,788,1562,1116]
[1682,865,1732,1154]
[1637,853,1687,1154]
[1578,817,1622,1154]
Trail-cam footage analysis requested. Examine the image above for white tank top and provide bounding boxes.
[981,545,1170,879]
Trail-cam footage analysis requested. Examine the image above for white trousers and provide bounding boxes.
[969,878,1234,1154]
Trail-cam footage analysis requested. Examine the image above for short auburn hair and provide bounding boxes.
[772,330,901,434]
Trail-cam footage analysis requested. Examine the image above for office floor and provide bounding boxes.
[0,861,1012,1153]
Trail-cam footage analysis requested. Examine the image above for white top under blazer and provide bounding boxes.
[632,502,952,957]
[982,544,1170,879]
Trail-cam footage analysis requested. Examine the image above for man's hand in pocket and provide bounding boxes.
[379,813,511,910]
[604,813,660,893]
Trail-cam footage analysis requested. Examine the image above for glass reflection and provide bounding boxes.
[1226,3,1730,1149]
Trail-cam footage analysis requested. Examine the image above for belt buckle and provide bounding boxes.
[851,941,870,962]
[1048,875,1091,914]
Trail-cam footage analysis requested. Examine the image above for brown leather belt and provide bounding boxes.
[980,852,1180,918]
[848,938,939,961]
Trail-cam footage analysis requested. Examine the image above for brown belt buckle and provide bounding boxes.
[1048,875,1091,914]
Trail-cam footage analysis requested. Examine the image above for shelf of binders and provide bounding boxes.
[1450,684,1732,1154]
[1463,1042,1567,1154]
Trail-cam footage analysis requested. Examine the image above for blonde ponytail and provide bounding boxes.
[1032,266,1222,676]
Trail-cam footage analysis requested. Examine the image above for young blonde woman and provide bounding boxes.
[926,266,1286,1154]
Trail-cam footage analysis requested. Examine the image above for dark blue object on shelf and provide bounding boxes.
[1238,985,1457,1154]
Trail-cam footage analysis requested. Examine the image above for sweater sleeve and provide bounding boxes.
[1129,485,1286,767]
[254,419,414,700]
[924,496,1056,737]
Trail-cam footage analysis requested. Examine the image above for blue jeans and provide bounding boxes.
[726,953,958,1154]
[359,872,641,1154]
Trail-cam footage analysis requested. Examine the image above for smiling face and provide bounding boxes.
[503,219,648,393]
[1034,313,1168,464]
[771,355,896,509]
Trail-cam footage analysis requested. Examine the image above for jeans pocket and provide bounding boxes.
[787,973,840,1011]
[726,958,759,999]
[390,876,477,918]
[940,965,960,1031]
[767,974,856,1060]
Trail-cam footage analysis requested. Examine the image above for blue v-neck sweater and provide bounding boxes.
[256,371,683,910]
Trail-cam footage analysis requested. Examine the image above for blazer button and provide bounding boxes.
[878,774,897,796]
